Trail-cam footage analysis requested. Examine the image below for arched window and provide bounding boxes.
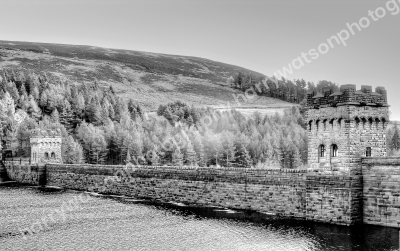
[329,119,334,130]
[366,147,372,157]
[368,118,373,129]
[319,145,325,157]
[338,118,342,128]
[355,117,360,128]
[44,152,49,159]
[361,118,367,129]
[331,144,338,157]
[51,152,56,159]
[316,120,320,131]
[323,119,327,131]
[375,118,380,129]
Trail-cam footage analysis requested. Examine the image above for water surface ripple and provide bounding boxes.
[0,186,398,251]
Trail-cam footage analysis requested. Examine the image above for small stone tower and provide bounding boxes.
[306,85,389,174]
[30,129,63,164]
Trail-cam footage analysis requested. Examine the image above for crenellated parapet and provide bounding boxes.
[30,128,62,138]
[306,105,389,124]
[307,85,388,108]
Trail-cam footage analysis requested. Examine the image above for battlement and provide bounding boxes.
[30,128,62,138]
[307,85,387,108]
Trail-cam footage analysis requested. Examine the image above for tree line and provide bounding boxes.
[228,72,339,104]
[0,68,309,168]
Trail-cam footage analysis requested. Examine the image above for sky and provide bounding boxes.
[1,0,400,118]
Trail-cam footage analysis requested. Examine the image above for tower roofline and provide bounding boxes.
[307,85,387,108]
[30,128,62,138]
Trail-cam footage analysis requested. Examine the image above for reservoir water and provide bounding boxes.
[0,186,398,251]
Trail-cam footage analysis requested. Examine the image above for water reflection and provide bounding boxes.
[0,186,398,251]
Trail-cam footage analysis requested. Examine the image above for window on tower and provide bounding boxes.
[366,147,372,157]
[329,119,334,130]
[331,144,338,157]
[362,118,367,129]
[319,145,325,157]
[355,117,360,128]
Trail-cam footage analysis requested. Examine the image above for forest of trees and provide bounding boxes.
[228,72,339,104]
[0,68,308,168]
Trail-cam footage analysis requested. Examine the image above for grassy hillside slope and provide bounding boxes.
[0,40,295,114]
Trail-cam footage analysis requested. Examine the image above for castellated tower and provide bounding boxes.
[30,129,63,164]
[306,85,389,174]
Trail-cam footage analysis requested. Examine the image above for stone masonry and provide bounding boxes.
[306,84,389,225]
[306,84,388,174]
[30,128,62,164]
[362,157,400,228]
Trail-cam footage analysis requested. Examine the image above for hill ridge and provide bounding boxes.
[0,40,294,115]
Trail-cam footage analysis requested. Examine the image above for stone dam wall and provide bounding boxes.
[362,157,400,228]
[3,163,370,227]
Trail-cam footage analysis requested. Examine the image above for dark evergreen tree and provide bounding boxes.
[238,144,252,168]
[391,123,400,151]
[184,141,198,166]
[172,146,184,166]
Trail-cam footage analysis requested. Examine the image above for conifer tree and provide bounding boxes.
[100,103,110,124]
[46,89,57,113]
[60,100,75,134]
[148,147,160,166]
[28,97,42,122]
[198,142,206,167]
[292,147,303,168]
[40,90,48,109]
[172,146,184,166]
[0,100,9,139]
[107,134,119,164]
[7,81,19,103]
[63,135,84,164]
[221,132,236,167]
[50,108,60,123]
[108,105,116,120]
[391,123,400,151]
[126,148,132,163]
[87,97,101,125]
[74,92,86,118]
[238,144,252,168]
[184,141,198,166]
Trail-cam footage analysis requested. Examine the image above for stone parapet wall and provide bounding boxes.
[3,163,363,225]
[306,173,363,225]
[45,164,308,218]
[362,157,400,228]
[5,162,400,228]
[4,163,46,185]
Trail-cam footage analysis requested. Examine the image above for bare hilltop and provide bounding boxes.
[0,40,294,115]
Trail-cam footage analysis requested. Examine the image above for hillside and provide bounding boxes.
[0,40,295,114]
